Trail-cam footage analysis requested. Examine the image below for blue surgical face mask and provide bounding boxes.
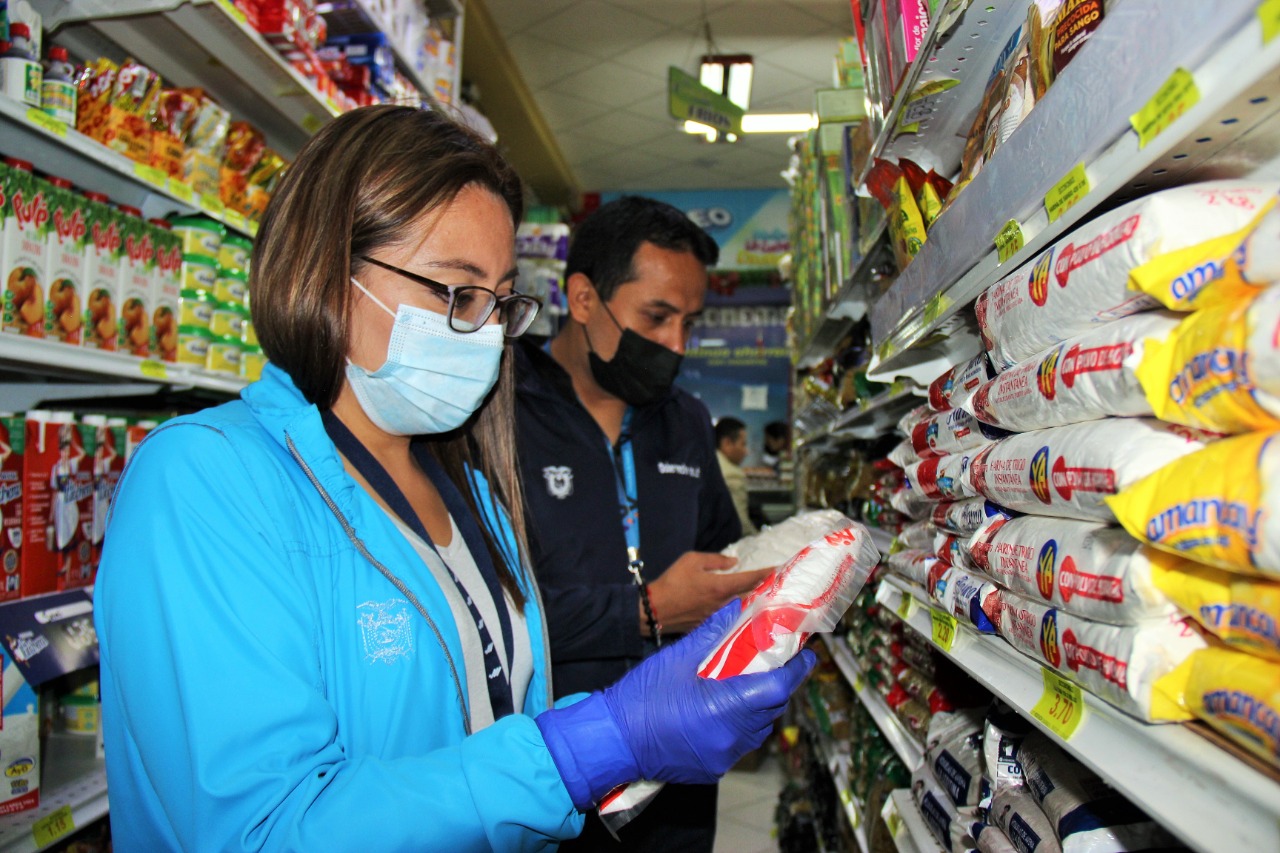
[345,277,504,436]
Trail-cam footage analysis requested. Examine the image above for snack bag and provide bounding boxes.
[1229,195,1280,287]
[899,402,934,437]
[599,524,881,830]
[930,353,995,412]
[911,407,1009,460]
[1136,286,1280,434]
[997,589,1205,721]
[888,436,922,468]
[720,509,854,573]
[868,158,927,270]
[972,821,1021,853]
[966,312,1182,431]
[983,700,1032,800]
[887,549,943,589]
[897,520,939,552]
[932,498,1019,536]
[966,419,1216,521]
[1107,430,1280,576]
[890,484,935,520]
[975,181,1280,370]
[1177,646,1280,767]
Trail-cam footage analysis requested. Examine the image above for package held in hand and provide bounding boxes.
[720,509,855,573]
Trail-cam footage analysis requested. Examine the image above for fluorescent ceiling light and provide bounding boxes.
[741,113,818,133]
[700,54,753,110]
[684,120,718,141]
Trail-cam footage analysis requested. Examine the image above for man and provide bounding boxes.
[714,417,756,535]
[761,420,790,473]
[515,196,771,851]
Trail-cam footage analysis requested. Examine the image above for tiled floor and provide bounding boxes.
[713,753,784,853]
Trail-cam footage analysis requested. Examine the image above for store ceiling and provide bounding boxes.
[465,0,855,205]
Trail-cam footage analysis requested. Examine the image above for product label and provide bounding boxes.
[1044,164,1090,224]
[32,806,75,847]
[132,163,168,189]
[994,219,1025,264]
[931,608,958,651]
[168,181,196,206]
[1032,667,1086,739]
[1131,67,1200,149]
[24,107,66,138]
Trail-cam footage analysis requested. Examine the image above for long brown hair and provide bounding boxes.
[251,105,531,606]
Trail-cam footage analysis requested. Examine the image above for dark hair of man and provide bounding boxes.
[564,196,719,301]
[250,104,529,607]
[764,421,789,442]
[714,416,747,449]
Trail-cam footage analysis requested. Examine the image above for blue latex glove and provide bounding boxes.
[536,601,817,810]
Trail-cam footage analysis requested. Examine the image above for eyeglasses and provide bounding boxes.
[358,255,540,337]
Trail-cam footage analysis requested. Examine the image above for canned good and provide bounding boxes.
[213,270,248,307]
[207,335,242,375]
[209,302,246,339]
[169,215,225,260]
[241,315,258,348]
[219,234,253,275]
[177,325,213,366]
[178,288,214,329]
[241,345,267,382]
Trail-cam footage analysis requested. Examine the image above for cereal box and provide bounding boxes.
[0,651,39,815]
[0,415,22,601]
[81,193,121,351]
[116,210,154,357]
[2,163,49,337]
[43,178,87,345]
[21,413,92,597]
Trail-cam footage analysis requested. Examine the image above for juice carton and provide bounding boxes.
[150,222,182,362]
[2,161,49,337]
[42,177,88,345]
[0,650,39,814]
[82,192,122,351]
[21,412,90,598]
[0,415,23,601]
[124,419,157,461]
[116,208,154,357]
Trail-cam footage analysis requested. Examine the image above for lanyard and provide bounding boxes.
[606,409,661,644]
[321,412,515,720]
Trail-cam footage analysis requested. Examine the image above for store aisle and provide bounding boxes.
[713,755,784,853]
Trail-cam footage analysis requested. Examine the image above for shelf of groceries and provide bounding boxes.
[881,789,945,853]
[0,734,107,853]
[800,706,871,853]
[822,633,925,772]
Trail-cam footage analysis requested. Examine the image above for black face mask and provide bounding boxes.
[584,302,683,407]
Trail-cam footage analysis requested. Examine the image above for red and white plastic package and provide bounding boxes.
[904,452,980,502]
[887,548,943,589]
[911,407,1010,459]
[930,353,995,412]
[720,509,854,573]
[932,498,1018,536]
[599,523,881,830]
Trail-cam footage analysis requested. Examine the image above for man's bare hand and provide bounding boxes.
[645,552,774,635]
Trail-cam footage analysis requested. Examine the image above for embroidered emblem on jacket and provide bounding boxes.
[542,465,573,499]
[657,461,701,478]
[357,599,413,664]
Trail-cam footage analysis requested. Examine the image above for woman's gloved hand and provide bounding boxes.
[535,601,816,810]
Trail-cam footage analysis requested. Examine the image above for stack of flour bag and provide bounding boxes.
[883,179,1280,768]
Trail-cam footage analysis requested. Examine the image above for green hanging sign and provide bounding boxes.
[668,66,744,136]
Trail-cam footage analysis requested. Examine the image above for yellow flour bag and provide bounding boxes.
[1178,646,1280,767]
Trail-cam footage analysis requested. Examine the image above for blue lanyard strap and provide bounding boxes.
[606,409,661,644]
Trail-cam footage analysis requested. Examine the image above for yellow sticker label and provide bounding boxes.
[930,608,958,651]
[1031,667,1086,740]
[1045,164,1090,224]
[781,725,800,748]
[885,808,903,838]
[133,163,168,189]
[1131,68,1200,149]
[25,107,67,138]
[200,194,225,216]
[877,338,896,363]
[215,0,249,27]
[896,595,913,620]
[1261,0,1280,45]
[248,220,259,238]
[139,359,169,380]
[994,219,1025,264]
[923,292,951,326]
[32,806,75,847]
[168,181,196,206]
[839,788,852,806]
[853,672,866,693]
[223,209,249,232]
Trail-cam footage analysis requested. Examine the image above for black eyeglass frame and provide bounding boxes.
[357,254,540,337]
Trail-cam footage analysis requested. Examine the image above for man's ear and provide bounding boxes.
[564,272,597,325]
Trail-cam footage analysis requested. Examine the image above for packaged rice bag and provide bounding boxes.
[900,402,935,437]
[1019,732,1180,853]
[1153,563,1280,661]
[905,453,980,502]
[1230,195,1280,286]
[1176,646,1280,767]
[926,707,990,810]
[912,407,1010,459]
[720,509,854,573]
[913,763,980,853]
[601,524,881,828]
[931,353,996,412]
[1135,286,1280,434]
[937,530,975,570]
[997,589,1206,721]
[933,498,1019,536]
[899,520,940,552]
[887,549,944,589]
[1108,430,1280,577]
[972,821,1021,853]
[966,419,1216,522]
[889,436,922,468]
[966,313,1182,431]
[892,484,936,520]
[983,700,1032,799]
[967,516,1178,624]
[990,786,1061,853]
[975,181,1280,370]
[935,565,1001,633]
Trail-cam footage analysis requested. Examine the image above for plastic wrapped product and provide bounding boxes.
[966,313,1182,431]
[931,353,997,412]
[900,402,935,437]
[997,589,1206,721]
[975,180,1280,370]
[966,419,1216,522]
[887,549,945,589]
[1177,646,1280,768]
[972,821,1022,853]
[1018,732,1180,852]
[935,566,1001,633]
[937,530,976,570]
[967,517,1178,625]
[892,484,937,520]
[1231,195,1280,286]
[720,509,854,573]
[905,453,980,502]
[912,407,1011,459]
[1135,286,1280,434]
[601,524,880,829]
[1151,562,1280,661]
[983,700,1033,801]
[925,707,989,810]
[899,520,941,551]
[990,786,1062,853]
[913,764,980,853]
[1108,430,1280,577]
[890,436,923,468]
[933,498,1020,536]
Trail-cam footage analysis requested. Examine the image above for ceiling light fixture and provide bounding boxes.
[700,53,754,111]
[741,113,818,133]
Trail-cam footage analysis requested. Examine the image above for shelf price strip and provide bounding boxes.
[930,608,958,652]
[1044,164,1090,224]
[25,107,67,138]
[1031,667,1086,741]
[1130,67,1200,149]
[994,219,1025,264]
[32,805,75,847]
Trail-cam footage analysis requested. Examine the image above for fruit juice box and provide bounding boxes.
[43,178,88,345]
[21,412,90,598]
[150,224,183,362]
[0,649,39,815]
[2,164,49,337]
[82,193,122,352]
[0,414,23,601]
[116,211,154,357]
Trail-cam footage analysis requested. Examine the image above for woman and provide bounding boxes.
[95,105,814,851]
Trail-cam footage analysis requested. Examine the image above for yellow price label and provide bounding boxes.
[223,209,249,232]
[1131,67,1200,149]
[896,594,913,620]
[930,608,958,652]
[852,672,866,692]
[168,180,196,205]
[200,193,225,216]
[215,0,249,26]
[133,163,168,189]
[1261,0,1280,44]
[1032,667,1086,740]
[302,113,324,134]
[139,359,169,380]
[885,808,903,838]
[994,219,1025,264]
[923,292,951,326]
[781,725,800,748]
[1045,163,1090,224]
[25,107,67,138]
[32,805,75,847]
[248,219,259,238]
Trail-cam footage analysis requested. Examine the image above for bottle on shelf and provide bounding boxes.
[40,44,76,125]
[1,23,42,107]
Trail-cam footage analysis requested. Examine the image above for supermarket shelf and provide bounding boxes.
[874,575,1280,853]
[0,733,107,852]
[868,0,1280,380]
[881,789,946,853]
[0,94,256,236]
[323,0,453,108]
[822,635,924,771]
[794,220,892,371]
[828,383,922,441]
[799,702,870,853]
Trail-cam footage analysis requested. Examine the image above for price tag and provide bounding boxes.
[1045,163,1090,224]
[200,193,225,217]
[884,807,903,838]
[168,180,196,206]
[133,163,168,189]
[139,359,169,380]
[930,608,958,652]
[781,725,800,748]
[853,672,866,692]
[994,219,1025,264]
[1261,0,1280,44]
[1130,67,1200,149]
[923,292,951,325]
[1032,668,1086,740]
[32,806,75,847]
[25,107,67,138]
[223,209,249,232]
[215,0,249,26]
[896,594,913,620]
